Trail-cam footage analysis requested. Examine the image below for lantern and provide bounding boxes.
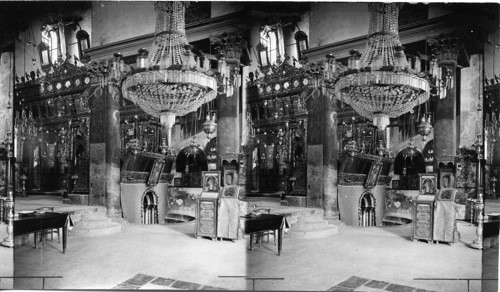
[417,115,433,142]
[38,41,51,66]
[202,114,217,139]
[294,30,309,60]
[76,29,90,59]
[256,43,269,68]
[137,48,149,69]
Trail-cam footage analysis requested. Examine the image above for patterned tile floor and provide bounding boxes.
[113,273,225,290]
[327,276,435,292]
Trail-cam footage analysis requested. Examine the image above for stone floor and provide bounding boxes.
[13,221,247,290]
[247,220,481,291]
[327,276,435,291]
[6,195,500,290]
[113,273,226,290]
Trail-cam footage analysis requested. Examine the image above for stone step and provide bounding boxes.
[74,218,113,229]
[286,225,339,239]
[70,214,82,223]
[297,214,326,223]
[65,207,106,215]
[71,223,122,237]
[81,212,108,221]
[291,220,330,231]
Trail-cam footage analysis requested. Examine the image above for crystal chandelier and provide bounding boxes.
[334,3,430,131]
[122,2,218,151]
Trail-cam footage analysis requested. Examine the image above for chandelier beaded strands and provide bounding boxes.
[122,1,218,153]
[334,3,430,131]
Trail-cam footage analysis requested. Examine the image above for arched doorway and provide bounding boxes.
[359,192,376,227]
[141,190,158,224]
[394,146,426,190]
[175,145,208,187]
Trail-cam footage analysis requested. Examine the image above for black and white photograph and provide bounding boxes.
[0,1,499,291]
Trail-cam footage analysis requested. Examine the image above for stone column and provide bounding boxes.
[460,54,483,147]
[434,48,459,169]
[105,78,122,218]
[323,92,339,221]
[240,66,249,146]
[88,56,126,219]
[89,82,107,206]
[217,59,241,169]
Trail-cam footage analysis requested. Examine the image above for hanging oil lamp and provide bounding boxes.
[417,114,433,141]
[202,113,217,139]
[376,139,385,157]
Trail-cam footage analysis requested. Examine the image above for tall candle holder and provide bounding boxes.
[471,135,484,250]
[1,132,15,248]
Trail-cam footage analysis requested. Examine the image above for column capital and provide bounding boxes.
[429,34,462,63]
[210,30,248,65]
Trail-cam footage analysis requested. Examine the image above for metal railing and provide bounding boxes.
[0,276,63,290]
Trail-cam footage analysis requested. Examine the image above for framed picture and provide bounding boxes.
[223,166,238,186]
[391,180,400,189]
[365,160,383,189]
[439,170,455,189]
[222,186,238,199]
[419,173,437,195]
[173,177,182,187]
[436,188,457,201]
[148,159,165,187]
[202,171,221,192]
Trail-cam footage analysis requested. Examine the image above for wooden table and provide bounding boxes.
[241,214,285,256]
[14,212,71,253]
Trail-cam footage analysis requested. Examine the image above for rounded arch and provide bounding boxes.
[358,192,376,227]
[141,189,159,224]
[394,147,426,175]
[175,145,208,173]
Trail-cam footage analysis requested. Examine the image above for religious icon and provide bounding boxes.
[147,159,165,187]
[365,160,383,189]
[202,171,220,192]
[223,166,238,186]
[439,171,454,189]
[419,173,437,195]
[222,186,238,199]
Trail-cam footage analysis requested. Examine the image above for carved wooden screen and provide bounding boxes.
[246,63,311,194]
[13,61,91,193]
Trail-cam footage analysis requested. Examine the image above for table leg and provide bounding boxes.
[62,227,67,254]
[34,232,37,249]
[278,228,282,256]
[250,234,254,251]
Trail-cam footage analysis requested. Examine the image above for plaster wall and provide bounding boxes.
[121,183,169,224]
[173,130,213,153]
[211,2,245,18]
[390,131,434,155]
[91,1,154,47]
[309,3,369,48]
[427,3,452,19]
[338,184,386,226]
[460,54,483,147]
